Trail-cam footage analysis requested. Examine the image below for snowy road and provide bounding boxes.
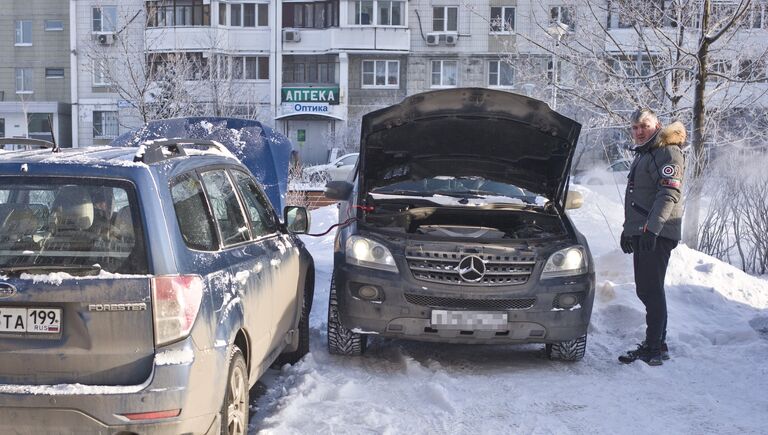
[248,185,768,434]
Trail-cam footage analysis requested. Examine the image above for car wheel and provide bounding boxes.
[220,347,248,435]
[275,284,311,366]
[546,334,587,361]
[327,275,367,356]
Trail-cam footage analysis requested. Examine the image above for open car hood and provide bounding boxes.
[359,88,581,204]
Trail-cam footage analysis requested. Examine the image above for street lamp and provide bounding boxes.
[546,22,569,111]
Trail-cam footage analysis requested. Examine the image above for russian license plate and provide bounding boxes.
[0,307,62,334]
[430,310,508,330]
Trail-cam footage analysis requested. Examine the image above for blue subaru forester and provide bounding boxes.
[0,138,314,434]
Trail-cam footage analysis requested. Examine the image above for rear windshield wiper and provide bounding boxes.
[0,264,102,277]
[370,190,435,197]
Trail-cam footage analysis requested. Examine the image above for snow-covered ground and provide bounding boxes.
[248,184,768,434]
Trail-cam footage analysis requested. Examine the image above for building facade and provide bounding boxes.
[0,1,72,146]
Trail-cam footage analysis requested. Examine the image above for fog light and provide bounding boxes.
[558,294,578,308]
[358,285,380,300]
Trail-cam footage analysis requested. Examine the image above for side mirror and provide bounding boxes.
[325,180,353,200]
[565,190,583,210]
[284,206,310,234]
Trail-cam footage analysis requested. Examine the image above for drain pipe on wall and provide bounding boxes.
[69,0,79,148]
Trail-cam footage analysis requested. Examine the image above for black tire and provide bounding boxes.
[546,335,587,361]
[220,347,248,435]
[275,292,310,366]
[327,275,367,356]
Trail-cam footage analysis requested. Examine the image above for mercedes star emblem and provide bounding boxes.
[457,255,486,283]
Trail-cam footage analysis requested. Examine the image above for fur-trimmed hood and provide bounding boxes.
[654,121,687,148]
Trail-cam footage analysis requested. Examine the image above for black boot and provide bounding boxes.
[618,342,649,364]
[661,342,670,361]
[618,342,664,366]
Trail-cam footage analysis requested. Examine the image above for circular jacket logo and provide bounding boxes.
[0,283,17,299]
[457,255,486,283]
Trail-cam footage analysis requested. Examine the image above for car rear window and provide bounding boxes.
[0,178,148,275]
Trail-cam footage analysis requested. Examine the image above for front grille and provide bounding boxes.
[404,293,536,310]
[405,246,536,287]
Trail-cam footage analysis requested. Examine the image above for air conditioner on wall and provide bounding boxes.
[426,33,439,46]
[96,33,115,45]
[444,33,458,45]
[283,29,301,42]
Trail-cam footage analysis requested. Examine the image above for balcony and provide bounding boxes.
[145,27,271,52]
[281,27,410,53]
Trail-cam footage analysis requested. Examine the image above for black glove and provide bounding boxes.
[639,231,657,251]
[620,232,633,254]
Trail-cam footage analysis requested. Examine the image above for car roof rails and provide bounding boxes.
[134,138,236,164]
[0,138,61,153]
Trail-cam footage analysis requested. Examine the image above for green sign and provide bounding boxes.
[297,129,306,142]
[282,87,340,105]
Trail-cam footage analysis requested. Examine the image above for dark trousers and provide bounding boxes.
[632,236,677,350]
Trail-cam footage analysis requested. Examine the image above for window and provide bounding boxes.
[146,1,211,27]
[490,6,515,33]
[349,0,373,25]
[171,173,217,251]
[219,2,227,25]
[708,60,732,82]
[45,20,64,31]
[283,56,337,84]
[488,60,514,87]
[15,68,33,93]
[378,1,404,25]
[231,56,269,80]
[92,6,117,32]
[93,60,110,86]
[738,59,767,81]
[93,111,119,139]
[200,170,250,246]
[550,5,575,31]
[0,119,5,138]
[284,2,338,28]
[431,60,457,87]
[258,4,269,26]
[362,60,399,87]
[433,6,458,32]
[230,3,242,26]
[231,170,278,237]
[15,20,32,45]
[28,113,52,141]
[46,68,65,79]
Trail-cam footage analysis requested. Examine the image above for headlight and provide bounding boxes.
[345,236,398,272]
[541,246,587,279]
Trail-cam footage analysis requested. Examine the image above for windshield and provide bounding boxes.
[370,176,547,205]
[0,178,148,275]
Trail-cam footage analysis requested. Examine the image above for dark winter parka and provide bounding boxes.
[623,121,687,241]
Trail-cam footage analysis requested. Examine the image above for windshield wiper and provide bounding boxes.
[0,264,102,277]
[371,190,435,197]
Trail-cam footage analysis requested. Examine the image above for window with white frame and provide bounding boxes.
[146,1,211,27]
[15,20,32,45]
[93,111,119,139]
[488,60,514,87]
[431,60,457,87]
[15,68,33,93]
[93,6,117,32]
[284,2,338,28]
[230,3,242,26]
[232,56,269,80]
[362,60,399,87]
[433,6,458,32]
[377,1,404,25]
[550,5,575,30]
[349,0,374,25]
[490,6,515,33]
[219,2,227,25]
[45,20,65,31]
[93,60,111,86]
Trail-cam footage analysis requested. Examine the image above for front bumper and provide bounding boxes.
[0,338,227,435]
[336,263,595,345]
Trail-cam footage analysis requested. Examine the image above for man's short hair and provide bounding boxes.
[630,108,659,125]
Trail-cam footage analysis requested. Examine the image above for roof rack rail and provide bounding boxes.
[134,138,236,164]
[0,138,61,153]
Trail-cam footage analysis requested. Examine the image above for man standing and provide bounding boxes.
[618,108,686,366]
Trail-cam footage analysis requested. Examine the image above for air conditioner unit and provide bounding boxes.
[444,33,458,45]
[426,33,439,46]
[283,29,301,43]
[96,33,115,45]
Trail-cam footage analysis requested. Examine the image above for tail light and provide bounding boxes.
[151,275,204,346]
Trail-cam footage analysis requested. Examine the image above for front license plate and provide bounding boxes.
[430,310,508,330]
[0,307,62,334]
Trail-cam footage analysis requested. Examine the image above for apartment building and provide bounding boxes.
[0,1,72,146]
